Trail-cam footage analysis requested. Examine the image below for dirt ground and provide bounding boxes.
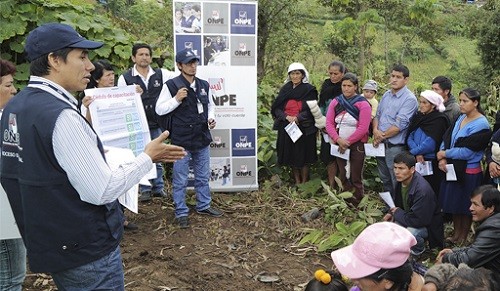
[24,191,334,290]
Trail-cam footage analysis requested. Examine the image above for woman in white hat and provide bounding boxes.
[406,90,449,196]
[271,62,318,184]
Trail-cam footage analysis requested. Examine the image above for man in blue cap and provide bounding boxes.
[0,23,186,290]
[156,48,222,228]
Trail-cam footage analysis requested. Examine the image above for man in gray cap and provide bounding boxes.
[0,23,186,290]
[156,48,222,229]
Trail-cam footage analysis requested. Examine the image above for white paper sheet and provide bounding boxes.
[103,146,142,213]
[285,122,303,143]
[364,143,385,157]
[446,164,457,181]
[415,161,434,176]
[323,133,330,143]
[85,85,156,181]
[379,191,395,208]
[0,185,21,239]
[330,144,350,160]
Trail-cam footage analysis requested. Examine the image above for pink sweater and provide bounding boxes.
[325,98,371,144]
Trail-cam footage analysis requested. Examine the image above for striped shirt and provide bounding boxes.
[29,76,153,205]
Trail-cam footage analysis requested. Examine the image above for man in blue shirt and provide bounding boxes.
[372,64,418,194]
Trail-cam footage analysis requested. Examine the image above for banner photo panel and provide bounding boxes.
[173,0,258,191]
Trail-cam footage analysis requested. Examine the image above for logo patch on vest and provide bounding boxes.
[2,113,23,162]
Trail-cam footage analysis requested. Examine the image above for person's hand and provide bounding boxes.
[135,85,143,94]
[489,162,500,178]
[421,283,438,291]
[337,138,350,154]
[436,150,446,161]
[383,213,393,222]
[372,129,385,146]
[285,115,297,124]
[435,249,453,264]
[144,131,186,163]
[438,158,448,173]
[82,96,94,108]
[416,155,425,164]
[208,118,216,129]
[175,87,188,102]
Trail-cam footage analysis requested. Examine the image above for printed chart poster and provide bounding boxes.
[174,0,258,192]
[85,85,156,179]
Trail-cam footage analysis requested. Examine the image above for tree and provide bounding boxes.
[475,3,500,82]
[319,0,441,77]
[0,0,136,84]
[257,0,312,83]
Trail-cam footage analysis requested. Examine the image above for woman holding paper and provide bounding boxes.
[319,61,346,188]
[437,88,491,244]
[406,90,449,196]
[271,62,318,185]
[325,73,371,204]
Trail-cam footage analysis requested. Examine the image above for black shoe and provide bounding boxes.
[175,216,190,228]
[196,207,223,217]
[138,191,152,202]
[152,189,168,198]
[124,221,138,231]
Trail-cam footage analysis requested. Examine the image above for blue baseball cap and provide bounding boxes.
[175,48,200,64]
[25,23,103,61]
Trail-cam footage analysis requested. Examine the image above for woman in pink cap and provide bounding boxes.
[331,222,423,291]
[406,90,449,196]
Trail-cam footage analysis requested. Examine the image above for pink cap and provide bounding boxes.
[420,90,445,112]
[330,222,416,279]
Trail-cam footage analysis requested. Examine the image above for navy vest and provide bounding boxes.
[165,75,212,150]
[0,87,123,273]
[123,68,163,129]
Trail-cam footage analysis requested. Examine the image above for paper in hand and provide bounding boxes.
[379,191,395,208]
[446,164,457,181]
[285,122,303,143]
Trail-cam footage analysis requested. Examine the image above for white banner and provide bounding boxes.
[173,0,258,191]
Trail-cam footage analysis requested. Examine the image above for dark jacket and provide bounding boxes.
[123,68,163,128]
[164,74,212,151]
[393,172,444,249]
[443,212,500,271]
[271,81,318,136]
[0,87,122,273]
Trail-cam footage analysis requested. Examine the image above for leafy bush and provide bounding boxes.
[0,0,136,85]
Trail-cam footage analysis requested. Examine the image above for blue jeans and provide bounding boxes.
[172,146,211,218]
[376,145,405,194]
[51,246,124,291]
[407,227,428,256]
[0,239,26,291]
[140,127,165,194]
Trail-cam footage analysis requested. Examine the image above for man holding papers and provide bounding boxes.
[0,23,186,290]
[383,152,443,256]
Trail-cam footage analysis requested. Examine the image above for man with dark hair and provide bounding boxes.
[0,23,186,290]
[431,76,460,123]
[118,43,176,202]
[156,48,223,228]
[373,64,418,194]
[437,185,500,271]
[384,151,443,255]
